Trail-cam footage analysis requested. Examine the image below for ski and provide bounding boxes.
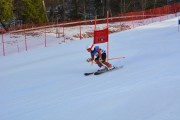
[84,72,95,76]
[84,67,107,76]
[84,66,123,76]
[94,66,123,75]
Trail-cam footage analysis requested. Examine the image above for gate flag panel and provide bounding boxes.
[93,28,108,44]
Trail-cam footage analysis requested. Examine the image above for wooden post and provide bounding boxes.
[45,27,47,47]
[24,29,27,51]
[63,22,65,42]
[80,21,82,40]
[1,30,5,56]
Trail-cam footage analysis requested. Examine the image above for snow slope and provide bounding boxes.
[0,17,180,120]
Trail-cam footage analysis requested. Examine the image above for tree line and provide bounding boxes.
[45,0,179,22]
[0,0,179,30]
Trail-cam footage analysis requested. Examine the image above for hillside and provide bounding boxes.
[0,17,180,120]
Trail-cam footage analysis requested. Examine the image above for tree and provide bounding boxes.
[13,0,47,24]
[70,0,85,19]
[13,0,180,23]
[0,0,13,31]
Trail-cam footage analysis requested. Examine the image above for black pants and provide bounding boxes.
[95,53,106,62]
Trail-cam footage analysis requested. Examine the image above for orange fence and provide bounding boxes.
[115,3,180,20]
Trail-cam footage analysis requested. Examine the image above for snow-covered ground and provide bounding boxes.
[0,15,180,120]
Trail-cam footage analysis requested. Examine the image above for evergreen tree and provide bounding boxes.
[68,0,83,20]
[14,0,47,24]
[0,0,13,31]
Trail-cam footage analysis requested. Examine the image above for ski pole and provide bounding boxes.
[108,56,126,60]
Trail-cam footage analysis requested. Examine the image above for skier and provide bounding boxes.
[86,44,114,71]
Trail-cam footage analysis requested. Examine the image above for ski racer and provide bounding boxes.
[86,44,114,71]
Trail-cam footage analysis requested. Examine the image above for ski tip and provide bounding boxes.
[84,72,94,76]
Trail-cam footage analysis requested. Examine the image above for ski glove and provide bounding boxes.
[99,58,103,62]
[87,58,93,62]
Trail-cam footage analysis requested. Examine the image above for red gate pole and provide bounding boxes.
[108,56,126,60]
[106,10,109,62]
[107,10,109,28]
[94,16,97,31]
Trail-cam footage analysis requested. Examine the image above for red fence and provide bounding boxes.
[1,3,180,56]
[115,3,180,21]
[2,3,180,32]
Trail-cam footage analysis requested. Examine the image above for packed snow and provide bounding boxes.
[0,16,180,120]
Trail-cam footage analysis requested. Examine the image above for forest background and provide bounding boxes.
[0,0,180,28]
